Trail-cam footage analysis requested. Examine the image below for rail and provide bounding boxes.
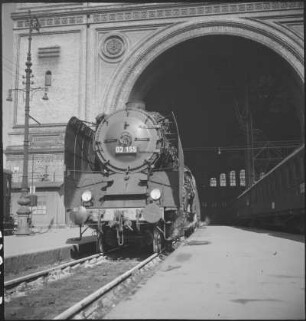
[53,253,160,319]
[4,246,123,291]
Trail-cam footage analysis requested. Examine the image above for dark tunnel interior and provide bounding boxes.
[128,35,304,221]
[130,35,303,176]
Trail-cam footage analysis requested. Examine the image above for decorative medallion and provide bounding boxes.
[100,33,128,62]
[105,37,123,56]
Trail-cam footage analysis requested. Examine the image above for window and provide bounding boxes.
[45,70,52,86]
[38,46,60,58]
[32,197,47,215]
[220,173,226,186]
[277,173,282,193]
[282,167,289,188]
[290,162,297,185]
[210,177,217,187]
[258,185,262,201]
[262,183,267,201]
[267,180,272,197]
[298,156,304,180]
[229,170,236,186]
[270,175,276,197]
[239,169,246,186]
[12,166,20,182]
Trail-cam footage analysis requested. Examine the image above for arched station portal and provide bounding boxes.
[126,35,303,223]
[103,20,304,223]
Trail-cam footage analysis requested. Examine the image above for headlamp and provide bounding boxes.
[150,188,161,200]
[81,190,92,202]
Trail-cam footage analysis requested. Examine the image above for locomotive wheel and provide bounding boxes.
[143,229,153,247]
[165,239,174,252]
[153,227,163,253]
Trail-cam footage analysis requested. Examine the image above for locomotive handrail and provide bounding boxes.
[76,181,112,188]
[150,166,180,172]
[145,179,177,188]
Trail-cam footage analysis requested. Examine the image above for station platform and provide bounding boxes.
[105,225,305,320]
[3,226,96,275]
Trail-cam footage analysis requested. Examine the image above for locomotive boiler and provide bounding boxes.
[64,102,200,253]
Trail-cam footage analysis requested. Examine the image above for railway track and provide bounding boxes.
[4,247,124,297]
[53,252,162,319]
[4,247,167,320]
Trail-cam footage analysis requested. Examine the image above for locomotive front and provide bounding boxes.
[94,107,164,173]
[65,104,199,253]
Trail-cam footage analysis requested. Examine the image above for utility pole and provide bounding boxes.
[14,11,41,235]
[245,80,255,188]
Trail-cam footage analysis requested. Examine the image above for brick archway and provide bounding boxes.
[103,17,304,113]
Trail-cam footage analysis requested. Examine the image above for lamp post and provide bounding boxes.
[7,11,45,235]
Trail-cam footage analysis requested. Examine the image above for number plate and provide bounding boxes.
[115,146,137,154]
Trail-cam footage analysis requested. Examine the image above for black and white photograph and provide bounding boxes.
[1,2,304,319]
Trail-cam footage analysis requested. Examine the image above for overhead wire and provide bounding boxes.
[183,140,302,152]
[2,55,27,83]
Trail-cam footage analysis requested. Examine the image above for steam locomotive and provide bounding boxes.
[64,102,200,253]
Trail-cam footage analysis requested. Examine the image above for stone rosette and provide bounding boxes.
[100,33,128,62]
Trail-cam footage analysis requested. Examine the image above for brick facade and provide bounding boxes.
[3,2,304,227]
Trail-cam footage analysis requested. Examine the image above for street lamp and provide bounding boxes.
[6,10,47,235]
[7,87,49,102]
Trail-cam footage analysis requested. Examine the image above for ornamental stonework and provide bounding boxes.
[91,2,303,23]
[99,33,127,62]
[14,2,303,29]
[102,16,304,112]
[17,15,84,28]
